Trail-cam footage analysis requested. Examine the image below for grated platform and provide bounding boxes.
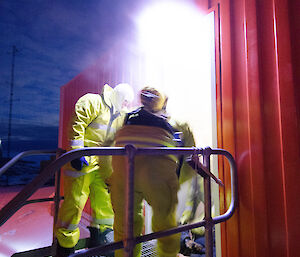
[86,240,157,257]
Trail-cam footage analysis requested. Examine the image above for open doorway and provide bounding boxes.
[133,1,221,256]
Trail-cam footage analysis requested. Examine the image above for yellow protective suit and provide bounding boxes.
[170,119,197,185]
[110,125,180,257]
[179,176,206,236]
[171,120,209,236]
[55,84,126,248]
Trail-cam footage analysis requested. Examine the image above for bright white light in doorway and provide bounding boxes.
[136,2,219,245]
[136,0,215,147]
[137,0,206,57]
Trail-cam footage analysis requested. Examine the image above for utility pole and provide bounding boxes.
[7,45,18,158]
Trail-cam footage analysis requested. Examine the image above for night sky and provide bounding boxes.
[0,0,142,159]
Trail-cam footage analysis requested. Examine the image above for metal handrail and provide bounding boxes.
[0,146,237,257]
[70,146,238,257]
[0,149,64,215]
[0,149,60,177]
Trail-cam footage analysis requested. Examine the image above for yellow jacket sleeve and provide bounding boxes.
[70,93,102,149]
[171,120,197,184]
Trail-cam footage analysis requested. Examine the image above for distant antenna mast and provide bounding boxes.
[7,45,18,158]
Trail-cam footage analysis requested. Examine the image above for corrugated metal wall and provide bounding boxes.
[215,0,300,256]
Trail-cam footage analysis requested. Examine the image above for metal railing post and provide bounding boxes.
[203,147,214,257]
[124,144,137,257]
[53,149,65,242]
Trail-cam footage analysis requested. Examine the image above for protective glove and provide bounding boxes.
[71,156,89,171]
[180,230,205,256]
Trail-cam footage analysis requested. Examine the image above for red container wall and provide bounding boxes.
[215,0,300,256]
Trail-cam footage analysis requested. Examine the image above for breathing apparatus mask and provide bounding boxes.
[110,83,134,112]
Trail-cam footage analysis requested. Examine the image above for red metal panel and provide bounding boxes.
[254,0,299,256]
[256,1,287,253]
[242,0,270,255]
[231,0,265,255]
[289,0,300,147]
[287,1,300,256]
[217,0,300,256]
[195,0,209,10]
[216,0,240,256]
[271,1,300,256]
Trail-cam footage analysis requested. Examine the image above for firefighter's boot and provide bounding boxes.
[54,243,75,257]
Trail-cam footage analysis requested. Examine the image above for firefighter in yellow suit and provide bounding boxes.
[110,87,182,257]
[54,83,134,257]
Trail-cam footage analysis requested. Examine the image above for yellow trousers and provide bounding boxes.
[55,167,114,248]
[110,155,180,257]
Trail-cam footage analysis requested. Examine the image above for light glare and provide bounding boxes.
[136,0,215,147]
